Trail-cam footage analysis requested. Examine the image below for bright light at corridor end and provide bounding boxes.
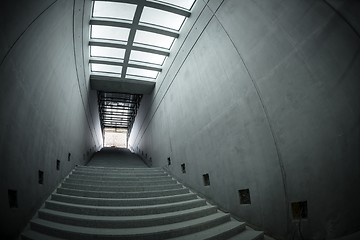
[104,128,128,148]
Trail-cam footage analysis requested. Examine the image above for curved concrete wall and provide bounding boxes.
[129,0,360,239]
[0,0,102,238]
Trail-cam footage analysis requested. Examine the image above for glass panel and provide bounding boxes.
[134,30,174,49]
[90,46,125,59]
[130,50,166,65]
[91,25,130,42]
[126,67,159,79]
[140,7,186,30]
[91,64,122,74]
[154,0,196,10]
[93,1,137,21]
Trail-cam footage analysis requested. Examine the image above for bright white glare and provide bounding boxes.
[93,2,137,21]
[134,30,174,49]
[154,0,196,10]
[90,46,125,59]
[140,7,186,30]
[130,50,166,65]
[91,25,130,42]
[91,64,122,74]
[104,128,127,148]
[127,67,159,79]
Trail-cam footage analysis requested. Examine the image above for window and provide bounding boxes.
[93,1,137,21]
[91,63,122,74]
[154,0,196,10]
[134,30,175,49]
[89,0,196,82]
[91,25,130,42]
[140,7,186,30]
[126,67,159,79]
[130,50,166,65]
[90,46,125,59]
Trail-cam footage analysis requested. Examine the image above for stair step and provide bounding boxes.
[68,174,171,181]
[64,177,177,186]
[45,198,207,216]
[60,182,182,192]
[56,187,189,198]
[38,205,217,228]
[74,167,164,174]
[51,192,197,206]
[169,220,246,240]
[227,227,264,240]
[77,166,160,171]
[21,230,66,240]
[30,212,231,239]
[71,171,168,177]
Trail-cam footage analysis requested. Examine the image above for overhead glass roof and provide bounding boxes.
[89,0,196,130]
[92,1,137,20]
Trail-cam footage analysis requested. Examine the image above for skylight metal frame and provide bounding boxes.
[89,0,191,81]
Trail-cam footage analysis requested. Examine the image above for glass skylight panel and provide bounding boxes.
[90,46,125,59]
[91,64,122,74]
[130,50,166,65]
[93,1,137,21]
[154,0,196,10]
[140,7,186,30]
[91,25,130,42]
[134,30,174,49]
[126,67,159,79]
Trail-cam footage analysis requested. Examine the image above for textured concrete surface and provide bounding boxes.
[87,148,148,168]
[129,0,360,239]
[0,0,102,239]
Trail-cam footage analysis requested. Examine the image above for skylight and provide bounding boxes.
[90,46,125,59]
[89,0,196,88]
[91,64,122,75]
[134,30,174,49]
[92,1,137,21]
[130,50,166,65]
[91,25,130,42]
[140,7,186,30]
[154,0,195,10]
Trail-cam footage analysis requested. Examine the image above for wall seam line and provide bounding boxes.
[0,0,59,68]
[72,0,98,149]
[211,5,291,237]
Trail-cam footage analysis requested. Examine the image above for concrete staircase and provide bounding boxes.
[22,166,264,240]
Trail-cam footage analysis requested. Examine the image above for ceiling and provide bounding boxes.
[89,0,196,130]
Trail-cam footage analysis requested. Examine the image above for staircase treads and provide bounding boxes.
[60,182,182,192]
[64,178,177,186]
[76,166,160,171]
[22,230,66,240]
[51,192,197,206]
[68,174,171,181]
[38,205,217,228]
[73,170,166,176]
[45,198,207,216]
[30,212,230,240]
[227,227,265,240]
[168,220,246,240]
[56,187,189,198]
[71,171,168,177]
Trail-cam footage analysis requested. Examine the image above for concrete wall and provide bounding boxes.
[129,0,360,239]
[0,0,102,238]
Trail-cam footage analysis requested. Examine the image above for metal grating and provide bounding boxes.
[98,92,142,131]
